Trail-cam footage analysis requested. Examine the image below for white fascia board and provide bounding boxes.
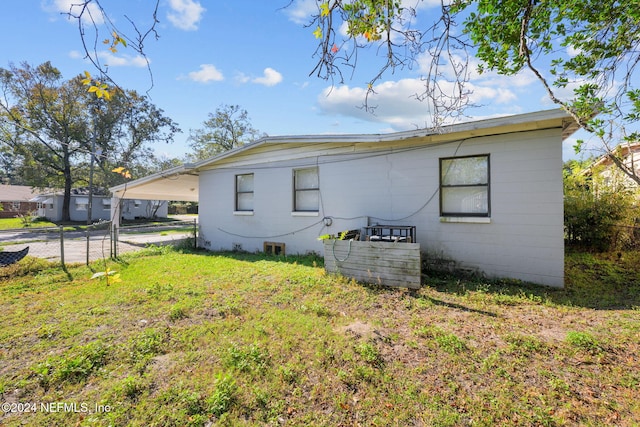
[192,109,575,170]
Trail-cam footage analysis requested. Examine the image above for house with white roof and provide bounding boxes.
[111,109,579,287]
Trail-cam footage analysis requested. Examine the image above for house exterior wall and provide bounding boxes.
[0,185,40,218]
[198,128,565,287]
[120,200,169,220]
[38,195,112,222]
[68,196,112,222]
[0,201,39,218]
[42,195,64,222]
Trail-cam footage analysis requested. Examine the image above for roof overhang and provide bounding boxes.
[110,164,199,202]
[109,109,579,203]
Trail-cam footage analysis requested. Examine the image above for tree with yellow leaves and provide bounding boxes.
[0,62,179,222]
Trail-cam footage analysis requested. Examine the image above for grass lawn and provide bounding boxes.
[0,217,57,230]
[0,247,638,426]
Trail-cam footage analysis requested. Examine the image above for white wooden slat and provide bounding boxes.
[323,240,421,289]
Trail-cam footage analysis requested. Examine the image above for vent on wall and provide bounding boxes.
[264,241,285,256]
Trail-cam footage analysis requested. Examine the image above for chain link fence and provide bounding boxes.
[0,219,197,268]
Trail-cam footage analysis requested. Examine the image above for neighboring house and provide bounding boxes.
[111,109,579,287]
[0,185,40,218]
[119,199,169,221]
[32,188,168,222]
[31,190,113,222]
[590,142,640,192]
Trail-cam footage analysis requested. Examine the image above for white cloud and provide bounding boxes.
[47,0,104,24]
[316,72,530,131]
[252,68,283,86]
[234,72,251,84]
[97,51,148,68]
[282,0,317,25]
[317,79,436,129]
[167,0,205,31]
[566,45,583,58]
[187,64,224,83]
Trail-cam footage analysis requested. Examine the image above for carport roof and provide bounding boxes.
[110,164,199,202]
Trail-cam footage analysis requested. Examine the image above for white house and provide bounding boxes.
[32,192,113,222]
[119,199,169,220]
[590,142,640,191]
[32,191,168,222]
[111,109,578,287]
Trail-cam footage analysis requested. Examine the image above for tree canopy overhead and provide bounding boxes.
[308,0,640,183]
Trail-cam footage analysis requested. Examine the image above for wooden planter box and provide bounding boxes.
[323,240,421,289]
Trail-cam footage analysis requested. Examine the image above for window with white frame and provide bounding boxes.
[293,167,319,212]
[440,155,490,217]
[75,198,89,211]
[235,173,254,212]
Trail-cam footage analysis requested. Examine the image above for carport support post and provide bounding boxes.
[110,196,121,259]
[110,224,117,258]
[193,218,197,249]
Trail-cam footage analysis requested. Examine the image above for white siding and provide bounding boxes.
[198,128,564,287]
[120,200,169,220]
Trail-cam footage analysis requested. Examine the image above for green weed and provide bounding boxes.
[169,304,188,321]
[565,331,602,354]
[354,341,384,367]
[128,328,169,371]
[435,333,467,354]
[206,373,237,417]
[119,375,146,400]
[225,342,270,374]
[33,340,108,388]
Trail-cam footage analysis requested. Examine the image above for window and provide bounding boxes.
[440,155,490,217]
[235,173,254,212]
[75,198,89,212]
[293,167,319,212]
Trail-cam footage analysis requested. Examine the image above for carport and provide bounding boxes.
[109,163,199,227]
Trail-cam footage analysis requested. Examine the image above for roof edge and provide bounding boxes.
[192,108,575,170]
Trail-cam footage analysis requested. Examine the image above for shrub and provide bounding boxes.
[564,160,636,251]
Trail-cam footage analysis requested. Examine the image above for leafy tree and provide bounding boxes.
[307,0,640,183]
[564,160,635,251]
[459,0,640,185]
[0,62,179,221]
[78,89,181,189]
[0,62,91,221]
[188,104,264,161]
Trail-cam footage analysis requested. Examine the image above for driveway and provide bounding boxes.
[0,222,194,265]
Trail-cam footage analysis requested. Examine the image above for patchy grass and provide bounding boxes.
[0,247,638,426]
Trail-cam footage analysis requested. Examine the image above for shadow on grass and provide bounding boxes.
[422,249,640,310]
[171,247,640,310]
[6,245,638,311]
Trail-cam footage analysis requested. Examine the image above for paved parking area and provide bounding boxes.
[1,223,194,265]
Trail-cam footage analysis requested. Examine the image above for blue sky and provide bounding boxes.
[1,0,590,160]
